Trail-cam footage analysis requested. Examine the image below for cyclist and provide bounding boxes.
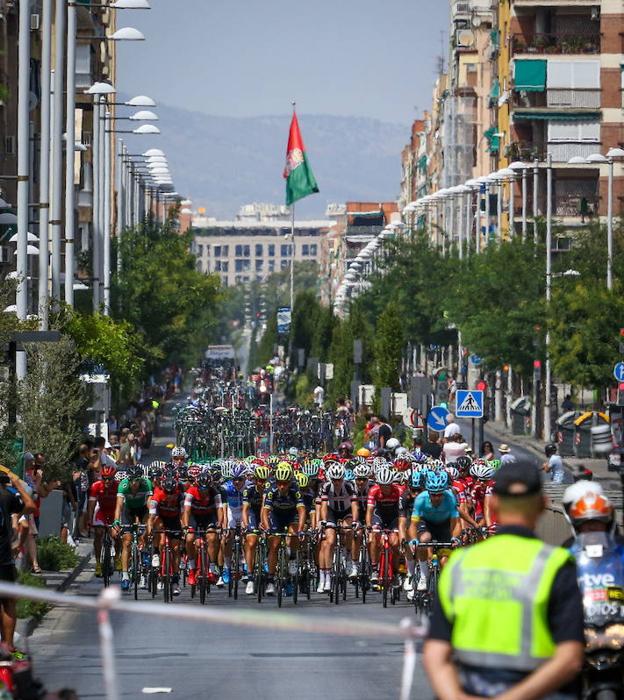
[171,446,188,469]
[468,461,496,527]
[295,471,316,528]
[218,463,247,587]
[399,469,425,592]
[261,463,306,596]
[366,465,403,583]
[113,465,153,591]
[87,465,119,577]
[337,441,353,460]
[411,470,460,593]
[147,473,184,596]
[241,464,270,595]
[351,463,372,578]
[317,463,358,593]
[182,471,221,587]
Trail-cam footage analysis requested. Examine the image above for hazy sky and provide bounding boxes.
[116,0,449,123]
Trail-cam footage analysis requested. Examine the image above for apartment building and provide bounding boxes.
[192,213,331,288]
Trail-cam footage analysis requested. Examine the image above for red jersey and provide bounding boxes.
[149,486,183,519]
[367,484,403,523]
[88,480,118,516]
[183,485,222,516]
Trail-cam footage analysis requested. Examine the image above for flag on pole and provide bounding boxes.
[283,111,319,206]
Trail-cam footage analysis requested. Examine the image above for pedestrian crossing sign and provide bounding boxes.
[456,389,484,418]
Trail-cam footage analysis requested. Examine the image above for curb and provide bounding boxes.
[16,544,92,641]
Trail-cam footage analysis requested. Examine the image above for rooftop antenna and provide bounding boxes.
[437,30,446,75]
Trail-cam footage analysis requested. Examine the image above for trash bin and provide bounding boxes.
[574,411,609,459]
[510,396,531,436]
[555,411,578,457]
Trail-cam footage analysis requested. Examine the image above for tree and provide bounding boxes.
[18,337,87,480]
[373,301,404,392]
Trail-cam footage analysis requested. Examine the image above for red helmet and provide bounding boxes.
[101,466,116,479]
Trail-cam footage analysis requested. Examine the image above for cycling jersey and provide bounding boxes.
[469,479,494,520]
[184,485,221,518]
[411,490,458,524]
[264,485,304,513]
[320,481,356,514]
[242,484,266,520]
[354,481,372,515]
[300,487,316,514]
[367,484,403,527]
[149,486,184,520]
[117,477,153,510]
[399,490,418,519]
[89,480,117,524]
[220,480,246,519]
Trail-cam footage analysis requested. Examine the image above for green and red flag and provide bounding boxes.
[283,111,319,206]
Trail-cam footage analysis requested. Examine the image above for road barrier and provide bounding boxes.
[2,582,427,700]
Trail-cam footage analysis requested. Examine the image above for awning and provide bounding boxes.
[513,111,601,121]
[417,154,428,172]
[514,59,547,92]
[490,79,500,101]
[484,127,500,154]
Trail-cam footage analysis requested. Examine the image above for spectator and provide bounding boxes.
[561,394,575,413]
[364,416,380,450]
[443,413,461,440]
[377,416,392,450]
[499,444,517,465]
[423,432,443,459]
[20,454,42,574]
[543,443,565,484]
[0,468,35,650]
[313,384,325,409]
[481,441,495,460]
[442,433,468,463]
[73,444,90,538]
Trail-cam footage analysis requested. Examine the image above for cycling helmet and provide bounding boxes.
[456,456,472,472]
[275,463,293,482]
[300,459,320,478]
[344,468,355,482]
[353,464,370,479]
[386,438,400,451]
[231,464,246,480]
[565,486,613,527]
[445,465,460,481]
[545,443,558,458]
[294,471,309,489]
[127,465,143,481]
[327,463,346,481]
[410,470,425,489]
[395,447,408,457]
[288,447,299,458]
[425,470,449,494]
[254,465,270,480]
[188,465,201,482]
[338,440,353,454]
[393,457,411,472]
[266,455,280,467]
[489,459,502,471]
[101,466,116,479]
[162,476,177,493]
[197,473,211,489]
[470,462,495,481]
[171,446,187,459]
[429,459,444,471]
[376,467,394,486]
[356,448,371,458]
[176,465,188,481]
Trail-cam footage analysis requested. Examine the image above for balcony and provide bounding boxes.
[512,89,601,110]
[506,140,603,165]
[527,176,599,219]
[512,32,600,56]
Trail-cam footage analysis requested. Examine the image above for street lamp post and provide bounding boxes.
[509,162,528,241]
[64,0,77,306]
[103,111,112,315]
[544,154,553,442]
[532,158,539,246]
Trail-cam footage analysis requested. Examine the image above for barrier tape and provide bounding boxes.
[1,582,427,700]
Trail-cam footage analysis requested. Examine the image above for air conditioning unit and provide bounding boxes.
[4,136,15,155]
[456,29,475,48]
[30,13,40,31]
[455,2,470,15]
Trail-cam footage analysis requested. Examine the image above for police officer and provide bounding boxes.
[423,461,584,700]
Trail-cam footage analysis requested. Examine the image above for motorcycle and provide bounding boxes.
[570,531,624,700]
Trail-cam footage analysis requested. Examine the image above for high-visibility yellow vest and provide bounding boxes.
[438,534,572,671]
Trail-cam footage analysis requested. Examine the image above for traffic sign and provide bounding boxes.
[456,389,484,418]
[470,354,482,366]
[427,405,449,432]
[614,362,624,383]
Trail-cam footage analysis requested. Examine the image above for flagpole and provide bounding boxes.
[288,101,296,365]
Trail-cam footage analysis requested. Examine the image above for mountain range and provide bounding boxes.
[124,102,409,219]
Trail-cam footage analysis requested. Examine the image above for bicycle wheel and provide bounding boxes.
[233,538,241,601]
[199,545,208,605]
[276,545,285,608]
[102,534,113,588]
[132,541,140,601]
[332,542,341,605]
[163,547,171,604]
[292,551,299,606]
[381,550,389,609]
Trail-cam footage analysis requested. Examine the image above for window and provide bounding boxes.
[548,120,600,142]
[281,244,292,257]
[235,259,251,272]
[302,244,309,256]
[221,261,228,272]
[268,244,275,257]
[215,260,222,272]
[221,276,228,287]
[255,259,264,271]
[242,276,249,283]
[205,245,210,256]
[255,244,263,257]
[222,245,229,257]
[280,260,289,270]
[310,244,317,256]
[547,60,600,89]
[268,260,275,273]
[196,244,203,256]
[214,245,221,257]
[235,244,250,257]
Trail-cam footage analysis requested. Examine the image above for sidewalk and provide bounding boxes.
[16,540,92,641]
[485,418,620,487]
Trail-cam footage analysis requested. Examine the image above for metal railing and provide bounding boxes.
[5,582,426,700]
[512,32,600,55]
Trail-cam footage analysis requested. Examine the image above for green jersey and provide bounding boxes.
[117,477,153,510]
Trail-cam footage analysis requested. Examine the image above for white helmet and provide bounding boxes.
[376,466,394,485]
[562,480,603,507]
[171,446,187,459]
[386,438,400,451]
[395,447,408,457]
[327,463,346,481]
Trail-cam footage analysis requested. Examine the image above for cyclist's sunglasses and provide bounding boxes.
[276,479,290,486]
[355,477,367,481]
[233,477,245,483]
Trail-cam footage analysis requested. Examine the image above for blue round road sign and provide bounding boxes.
[614,362,624,383]
[427,405,449,432]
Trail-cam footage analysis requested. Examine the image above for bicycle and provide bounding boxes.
[100,526,115,588]
[353,525,370,604]
[273,532,298,608]
[190,528,216,605]
[297,530,316,601]
[153,529,179,604]
[121,523,147,600]
[411,541,455,617]
[326,522,349,605]
[252,530,268,603]
[226,526,243,601]
[377,528,401,608]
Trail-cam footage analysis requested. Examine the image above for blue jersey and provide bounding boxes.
[264,485,303,513]
[412,490,458,524]
[220,480,245,516]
